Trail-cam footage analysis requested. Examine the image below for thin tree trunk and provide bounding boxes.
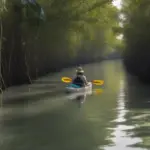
[0,16,3,91]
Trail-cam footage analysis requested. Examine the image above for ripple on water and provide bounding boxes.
[102,79,147,150]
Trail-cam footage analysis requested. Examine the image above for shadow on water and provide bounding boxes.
[0,81,66,105]
[72,94,86,108]
[1,90,64,106]
[102,70,150,150]
[0,100,113,150]
[123,74,150,149]
[125,74,150,108]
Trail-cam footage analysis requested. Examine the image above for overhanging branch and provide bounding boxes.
[82,0,112,14]
[70,0,112,20]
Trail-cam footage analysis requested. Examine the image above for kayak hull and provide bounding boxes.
[65,82,92,93]
[66,89,92,100]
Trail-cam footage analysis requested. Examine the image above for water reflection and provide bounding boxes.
[123,75,150,149]
[75,94,86,108]
[1,61,150,150]
[65,88,92,108]
[104,79,144,150]
[66,88,104,108]
[125,74,150,108]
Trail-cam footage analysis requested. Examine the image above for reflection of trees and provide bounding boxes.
[0,80,119,150]
[0,61,122,150]
[82,62,122,148]
[0,100,115,150]
[125,74,150,109]
[123,74,150,149]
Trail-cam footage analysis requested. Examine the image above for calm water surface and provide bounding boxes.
[0,60,150,150]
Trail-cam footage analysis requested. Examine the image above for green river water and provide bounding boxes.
[0,60,150,150]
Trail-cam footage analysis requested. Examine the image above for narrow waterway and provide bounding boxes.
[0,60,150,150]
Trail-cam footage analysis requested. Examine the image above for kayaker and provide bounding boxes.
[72,66,88,87]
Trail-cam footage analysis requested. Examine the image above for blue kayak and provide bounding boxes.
[67,84,81,88]
[66,82,92,93]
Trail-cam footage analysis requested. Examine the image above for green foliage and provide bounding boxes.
[1,0,120,86]
[122,0,150,54]
[21,0,119,58]
[121,0,150,81]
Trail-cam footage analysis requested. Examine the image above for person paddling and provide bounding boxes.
[72,66,88,87]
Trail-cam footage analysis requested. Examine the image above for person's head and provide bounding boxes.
[76,66,84,75]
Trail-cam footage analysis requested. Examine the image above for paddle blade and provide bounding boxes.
[61,77,72,83]
[92,80,104,85]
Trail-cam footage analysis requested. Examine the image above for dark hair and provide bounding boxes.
[77,72,83,75]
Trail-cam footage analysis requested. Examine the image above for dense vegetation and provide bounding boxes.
[0,0,120,89]
[122,0,150,83]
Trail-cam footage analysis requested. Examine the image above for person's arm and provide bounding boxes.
[82,76,88,85]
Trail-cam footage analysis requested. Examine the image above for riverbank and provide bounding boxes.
[0,60,117,104]
[123,57,150,84]
[0,58,104,91]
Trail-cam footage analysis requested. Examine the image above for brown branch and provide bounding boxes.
[82,0,112,14]
[25,52,32,84]
[67,0,112,22]
[0,16,3,92]
[0,86,3,107]
[47,0,112,22]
